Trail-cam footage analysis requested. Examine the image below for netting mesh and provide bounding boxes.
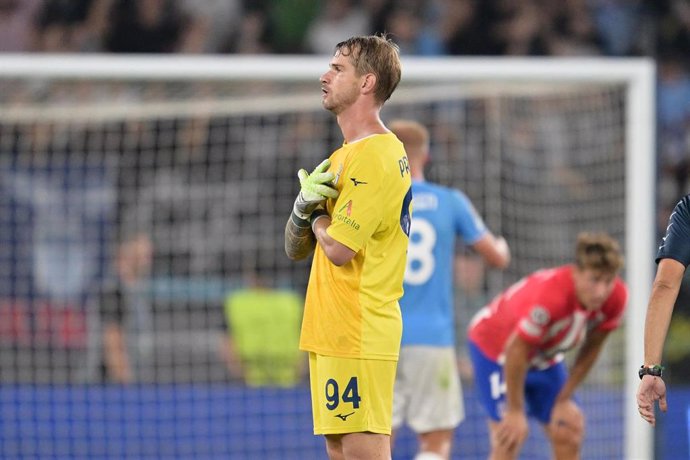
[0,74,627,458]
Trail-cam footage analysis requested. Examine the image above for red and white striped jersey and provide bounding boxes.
[468,265,627,369]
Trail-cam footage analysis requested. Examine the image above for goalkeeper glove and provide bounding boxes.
[292,159,339,222]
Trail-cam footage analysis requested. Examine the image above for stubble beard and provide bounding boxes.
[322,98,338,114]
[323,86,358,115]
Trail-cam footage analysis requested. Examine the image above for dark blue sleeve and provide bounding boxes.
[656,195,690,267]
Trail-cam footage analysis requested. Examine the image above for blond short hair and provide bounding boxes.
[574,232,624,274]
[334,34,402,104]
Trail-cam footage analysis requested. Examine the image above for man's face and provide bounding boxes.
[319,50,362,114]
[574,267,617,311]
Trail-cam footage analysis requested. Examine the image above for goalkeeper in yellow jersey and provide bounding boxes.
[285,34,411,460]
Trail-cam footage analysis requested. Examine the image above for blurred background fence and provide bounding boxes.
[0,56,653,458]
[1,0,688,457]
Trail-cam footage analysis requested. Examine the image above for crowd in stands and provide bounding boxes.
[0,0,683,58]
[1,0,689,217]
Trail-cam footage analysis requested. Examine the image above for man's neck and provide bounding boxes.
[337,105,387,143]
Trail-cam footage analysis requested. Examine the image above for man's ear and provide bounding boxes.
[361,73,377,95]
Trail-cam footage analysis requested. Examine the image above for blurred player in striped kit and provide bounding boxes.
[468,232,627,460]
[389,119,510,460]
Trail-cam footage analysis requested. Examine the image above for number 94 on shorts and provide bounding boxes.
[308,352,397,435]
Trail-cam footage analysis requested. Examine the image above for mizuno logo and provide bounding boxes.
[350,178,367,186]
[335,412,355,421]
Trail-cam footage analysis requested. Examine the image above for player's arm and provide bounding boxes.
[472,233,511,269]
[308,149,388,267]
[502,332,531,412]
[496,331,531,450]
[637,266,675,426]
[555,328,609,402]
[284,159,339,261]
[645,196,690,364]
[285,214,317,261]
[452,189,510,269]
[549,329,608,438]
[637,259,682,425]
[637,197,690,422]
[311,214,357,266]
[643,258,685,366]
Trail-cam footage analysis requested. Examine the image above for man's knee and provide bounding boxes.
[550,408,584,449]
[325,434,344,460]
[335,432,392,459]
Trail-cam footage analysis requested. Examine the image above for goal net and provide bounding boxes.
[0,55,654,459]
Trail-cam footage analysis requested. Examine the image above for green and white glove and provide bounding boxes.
[292,159,339,222]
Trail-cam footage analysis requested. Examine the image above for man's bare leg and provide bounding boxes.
[417,429,454,459]
[325,432,392,460]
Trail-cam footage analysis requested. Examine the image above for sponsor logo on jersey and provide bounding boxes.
[333,212,360,230]
[334,411,355,421]
[529,305,550,325]
[338,200,353,217]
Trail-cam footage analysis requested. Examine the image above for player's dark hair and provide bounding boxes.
[334,34,402,104]
[575,232,624,274]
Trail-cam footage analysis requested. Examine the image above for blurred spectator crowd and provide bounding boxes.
[0,0,685,58]
[1,0,690,214]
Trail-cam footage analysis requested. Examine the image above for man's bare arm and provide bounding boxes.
[556,328,608,402]
[285,214,316,261]
[473,233,511,269]
[644,258,685,365]
[311,215,356,266]
[502,333,531,413]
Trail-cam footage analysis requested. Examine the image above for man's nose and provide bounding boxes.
[320,69,334,83]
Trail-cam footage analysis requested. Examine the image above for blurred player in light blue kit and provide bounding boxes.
[389,120,511,460]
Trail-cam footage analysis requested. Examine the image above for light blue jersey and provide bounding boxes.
[401,180,487,346]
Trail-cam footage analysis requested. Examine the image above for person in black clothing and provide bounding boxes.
[637,194,690,425]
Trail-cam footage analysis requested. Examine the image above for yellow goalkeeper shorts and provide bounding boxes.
[308,352,397,435]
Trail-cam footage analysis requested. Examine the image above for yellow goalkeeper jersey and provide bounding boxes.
[299,132,412,361]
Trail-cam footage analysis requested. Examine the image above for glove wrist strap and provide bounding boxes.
[310,209,329,232]
[290,210,311,228]
[292,201,312,221]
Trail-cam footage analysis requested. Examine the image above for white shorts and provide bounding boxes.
[392,346,464,433]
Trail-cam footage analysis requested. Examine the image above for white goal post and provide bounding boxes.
[0,54,655,459]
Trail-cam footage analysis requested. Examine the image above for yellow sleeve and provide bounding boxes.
[327,148,383,252]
